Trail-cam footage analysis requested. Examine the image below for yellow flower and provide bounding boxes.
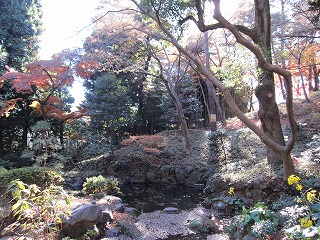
[306,190,317,203]
[300,218,313,228]
[288,175,301,185]
[296,183,303,191]
[297,197,302,203]
[228,187,235,196]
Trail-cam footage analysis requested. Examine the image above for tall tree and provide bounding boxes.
[127,0,297,179]
[0,56,85,154]
[0,0,42,72]
[82,73,132,138]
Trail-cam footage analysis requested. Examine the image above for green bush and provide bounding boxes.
[0,152,32,168]
[82,142,113,160]
[0,166,64,193]
[0,166,7,174]
[82,175,121,195]
[242,202,279,238]
[226,202,279,239]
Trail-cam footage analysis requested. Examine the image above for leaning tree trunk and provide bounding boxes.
[253,0,286,165]
[162,73,193,154]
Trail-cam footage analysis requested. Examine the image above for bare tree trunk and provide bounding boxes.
[298,60,310,102]
[313,64,319,91]
[254,0,286,165]
[280,0,287,100]
[205,80,217,131]
[308,65,314,91]
[162,74,193,154]
[204,29,217,132]
[22,98,31,149]
[131,0,297,179]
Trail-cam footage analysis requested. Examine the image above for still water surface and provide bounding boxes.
[121,183,205,213]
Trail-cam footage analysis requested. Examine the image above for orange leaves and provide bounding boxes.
[0,56,74,95]
[75,60,100,79]
[0,72,34,94]
[26,58,74,90]
[64,108,89,124]
[0,98,22,117]
[0,56,83,121]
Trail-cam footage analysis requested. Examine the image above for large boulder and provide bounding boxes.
[62,203,105,238]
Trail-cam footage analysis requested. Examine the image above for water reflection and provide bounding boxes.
[121,184,204,213]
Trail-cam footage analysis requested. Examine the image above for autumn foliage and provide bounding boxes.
[0,55,87,122]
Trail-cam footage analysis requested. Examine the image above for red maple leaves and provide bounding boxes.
[0,55,88,122]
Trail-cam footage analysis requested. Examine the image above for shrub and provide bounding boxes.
[241,202,278,238]
[0,152,32,168]
[0,166,64,194]
[4,179,71,239]
[0,166,7,175]
[82,175,121,195]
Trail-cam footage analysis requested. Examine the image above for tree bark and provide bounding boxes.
[204,27,217,132]
[253,0,286,165]
[298,60,310,102]
[22,98,31,150]
[162,73,193,154]
[313,64,319,91]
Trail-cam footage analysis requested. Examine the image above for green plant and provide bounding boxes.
[160,165,174,176]
[272,194,298,210]
[81,142,113,160]
[116,220,134,237]
[5,179,71,239]
[82,175,121,195]
[0,166,7,175]
[0,166,64,194]
[250,219,278,238]
[204,196,243,214]
[241,202,279,238]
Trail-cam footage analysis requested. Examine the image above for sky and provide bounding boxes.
[39,0,101,60]
[39,0,101,107]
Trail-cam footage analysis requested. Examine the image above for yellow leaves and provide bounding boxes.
[29,101,41,109]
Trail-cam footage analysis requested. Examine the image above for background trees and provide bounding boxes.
[119,0,298,178]
[0,0,317,176]
[0,0,42,73]
[0,0,43,157]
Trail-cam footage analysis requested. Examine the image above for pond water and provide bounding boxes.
[121,184,210,240]
[121,183,205,213]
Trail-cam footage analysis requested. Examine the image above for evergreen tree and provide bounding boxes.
[83,73,132,138]
[0,0,42,73]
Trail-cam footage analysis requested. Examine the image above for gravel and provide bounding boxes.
[134,206,229,240]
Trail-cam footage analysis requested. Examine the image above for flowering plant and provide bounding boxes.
[285,174,320,239]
